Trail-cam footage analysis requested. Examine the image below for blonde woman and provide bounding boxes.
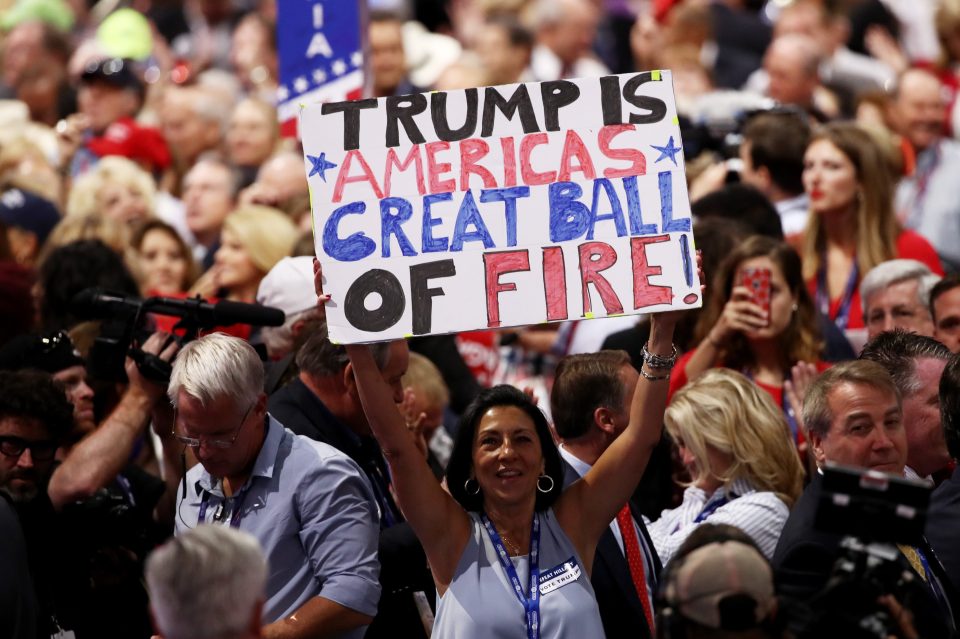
[66,156,156,225]
[0,135,63,204]
[209,205,298,303]
[648,368,805,563]
[39,213,131,264]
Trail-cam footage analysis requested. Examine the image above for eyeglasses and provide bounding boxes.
[0,436,58,461]
[172,403,254,449]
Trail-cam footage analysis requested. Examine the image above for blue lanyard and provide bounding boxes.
[693,494,729,523]
[365,462,399,528]
[482,512,542,639]
[198,488,248,529]
[816,256,859,331]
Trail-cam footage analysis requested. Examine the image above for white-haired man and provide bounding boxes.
[170,333,380,639]
[147,526,267,639]
[861,259,940,341]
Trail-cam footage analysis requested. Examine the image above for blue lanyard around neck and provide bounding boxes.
[694,493,730,523]
[481,512,542,639]
[816,255,859,331]
[198,487,248,529]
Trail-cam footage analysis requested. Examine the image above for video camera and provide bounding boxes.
[797,463,933,639]
[72,288,285,384]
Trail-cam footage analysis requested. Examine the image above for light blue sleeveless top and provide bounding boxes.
[432,508,606,638]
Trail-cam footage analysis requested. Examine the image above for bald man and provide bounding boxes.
[531,0,609,81]
[761,34,832,118]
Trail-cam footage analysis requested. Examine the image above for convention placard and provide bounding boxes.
[301,71,700,343]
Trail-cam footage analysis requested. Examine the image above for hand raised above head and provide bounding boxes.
[784,361,820,433]
[126,331,179,403]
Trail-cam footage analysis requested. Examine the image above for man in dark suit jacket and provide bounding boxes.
[927,353,960,587]
[268,323,434,639]
[551,350,662,639]
[773,360,960,637]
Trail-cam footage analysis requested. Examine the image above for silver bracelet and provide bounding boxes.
[641,343,679,369]
[639,366,671,381]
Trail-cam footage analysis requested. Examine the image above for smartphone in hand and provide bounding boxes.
[738,267,772,327]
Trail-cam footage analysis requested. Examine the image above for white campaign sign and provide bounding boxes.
[300,71,700,343]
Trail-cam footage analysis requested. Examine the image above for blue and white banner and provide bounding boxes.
[276,0,365,136]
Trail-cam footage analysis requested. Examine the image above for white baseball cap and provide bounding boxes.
[256,256,316,318]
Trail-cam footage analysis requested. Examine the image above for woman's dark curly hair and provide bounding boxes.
[446,385,563,513]
[38,239,139,332]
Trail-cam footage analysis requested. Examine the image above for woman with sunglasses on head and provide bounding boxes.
[336,254,696,638]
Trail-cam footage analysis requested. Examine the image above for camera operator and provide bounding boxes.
[0,368,160,637]
[0,330,181,525]
[0,331,180,637]
[772,360,960,637]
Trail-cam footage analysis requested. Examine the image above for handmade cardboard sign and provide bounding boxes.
[300,71,700,343]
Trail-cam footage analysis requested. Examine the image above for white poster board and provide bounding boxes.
[300,71,700,343]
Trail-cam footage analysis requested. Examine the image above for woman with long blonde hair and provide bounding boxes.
[649,368,805,563]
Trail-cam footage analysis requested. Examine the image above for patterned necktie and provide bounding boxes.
[898,545,926,582]
[616,504,655,635]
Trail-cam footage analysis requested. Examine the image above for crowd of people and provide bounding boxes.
[3,0,960,638]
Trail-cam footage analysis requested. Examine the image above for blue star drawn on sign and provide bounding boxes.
[651,136,682,166]
[307,153,338,182]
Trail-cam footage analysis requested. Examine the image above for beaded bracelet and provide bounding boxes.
[639,367,671,382]
[641,343,679,370]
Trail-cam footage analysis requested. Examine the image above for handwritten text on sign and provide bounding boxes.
[301,71,699,343]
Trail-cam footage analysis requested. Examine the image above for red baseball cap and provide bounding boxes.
[87,117,171,172]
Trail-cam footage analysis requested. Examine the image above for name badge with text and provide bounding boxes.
[538,556,582,595]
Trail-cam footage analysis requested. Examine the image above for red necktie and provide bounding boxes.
[616,504,656,635]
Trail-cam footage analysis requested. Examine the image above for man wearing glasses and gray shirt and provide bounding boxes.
[171,333,381,639]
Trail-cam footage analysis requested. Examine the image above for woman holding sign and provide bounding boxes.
[669,236,826,449]
[332,255,689,638]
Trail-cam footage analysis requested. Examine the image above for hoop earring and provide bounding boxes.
[537,474,555,493]
[464,477,481,495]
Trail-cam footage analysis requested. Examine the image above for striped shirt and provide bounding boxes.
[644,477,790,564]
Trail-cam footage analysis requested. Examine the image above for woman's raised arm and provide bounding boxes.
[315,261,471,589]
[555,313,677,557]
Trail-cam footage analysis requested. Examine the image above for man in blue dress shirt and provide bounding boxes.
[171,333,380,639]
